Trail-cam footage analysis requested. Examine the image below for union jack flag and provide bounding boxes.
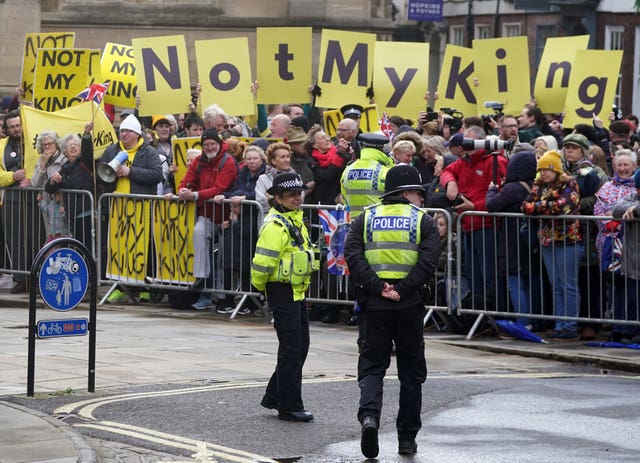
[379,112,394,142]
[318,208,350,275]
[77,82,110,104]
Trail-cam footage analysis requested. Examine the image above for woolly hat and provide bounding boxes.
[537,150,563,174]
[201,128,222,145]
[536,135,558,152]
[562,133,589,152]
[119,115,142,135]
[151,114,170,128]
[634,169,640,188]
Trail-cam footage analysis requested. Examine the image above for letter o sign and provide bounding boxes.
[209,63,240,91]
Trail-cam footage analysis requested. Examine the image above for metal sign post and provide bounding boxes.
[27,237,97,396]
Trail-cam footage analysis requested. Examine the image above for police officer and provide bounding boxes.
[340,133,394,218]
[344,165,440,458]
[251,172,318,422]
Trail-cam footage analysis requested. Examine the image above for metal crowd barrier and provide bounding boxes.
[0,187,95,277]
[455,211,640,339]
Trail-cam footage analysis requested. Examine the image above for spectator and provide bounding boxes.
[150,114,175,194]
[517,104,544,144]
[334,117,360,161]
[307,128,346,206]
[609,169,640,343]
[286,126,315,194]
[203,104,227,131]
[268,114,290,139]
[420,135,448,183]
[31,130,67,242]
[45,123,96,250]
[534,135,558,161]
[497,115,519,144]
[183,112,205,138]
[255,142,298,215]
[175,128,239,310]
[522,149,583,341]
[391,140,416,165]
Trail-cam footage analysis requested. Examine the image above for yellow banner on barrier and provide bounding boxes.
[21,32,76,103]
[373,41,429,120]
[33,48,101,112]
[101,42,137,108]
[256,27,313,104]
[435,45,477,119]
[106,196,151,283]
[563,49,623,129]
[533,35,590,114]
[152,199,196,283]
[21,102,117,177]
[472,36,531,117]
[132,35,192,116]
[172,137,202,189]
[316,29,376,109]
[195,37,255,117]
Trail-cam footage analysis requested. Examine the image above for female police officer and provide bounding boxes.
[251,172,318,422]
[345,164,440,457]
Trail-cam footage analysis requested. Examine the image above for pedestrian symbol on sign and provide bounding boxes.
[39,248,89,311]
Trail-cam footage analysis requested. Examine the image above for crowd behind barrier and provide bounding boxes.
[2,186,639,337]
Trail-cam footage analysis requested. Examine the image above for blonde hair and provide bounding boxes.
[392,140,416,155]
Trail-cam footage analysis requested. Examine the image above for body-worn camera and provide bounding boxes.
[459,138,514,152]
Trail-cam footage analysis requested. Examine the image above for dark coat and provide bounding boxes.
[99,139,163,195]
[486,151,538,276]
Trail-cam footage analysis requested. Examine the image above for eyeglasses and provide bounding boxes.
[42,141,56,148]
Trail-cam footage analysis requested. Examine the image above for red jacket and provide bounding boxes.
[439,150,508,232]
[178,143,239,223]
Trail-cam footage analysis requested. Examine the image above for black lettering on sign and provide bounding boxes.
[43,73,76,90]
[384,67,418,108]
[141,46,181,91]
[108,44,135,59]
[575,76,607,118]
[154,199,193,280]
[110,81,137,99]
[32,96,83,112]
[445,56,476,103]
[110,61,136,76]
[275,43,294,81]
[109,197,148,276]
[209,63,240,91]
[322,40,368,86]
[495,48,508,93]
[545,61,571,88]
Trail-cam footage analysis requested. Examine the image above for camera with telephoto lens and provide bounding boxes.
[459,138,514,152]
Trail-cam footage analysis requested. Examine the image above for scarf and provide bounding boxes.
[311,145,344,168]
[115,137,144,193]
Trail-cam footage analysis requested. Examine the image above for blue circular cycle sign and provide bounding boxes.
[39,248,89,311]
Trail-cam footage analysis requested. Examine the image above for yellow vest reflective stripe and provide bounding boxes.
[341,157,390,218]
[363,203,423,279]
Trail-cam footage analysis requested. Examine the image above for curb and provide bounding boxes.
[0,400,97,463]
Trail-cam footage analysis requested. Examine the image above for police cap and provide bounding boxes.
[380,165,425,198]
[340,104,364,120]
[267,172,308,195]
[358,132,389,150]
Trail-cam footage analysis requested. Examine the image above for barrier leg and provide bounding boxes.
[465,313,486,340]
[229,294,248,320]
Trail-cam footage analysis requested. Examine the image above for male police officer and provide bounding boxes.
[344,165,440,458]
[340,133,394,218]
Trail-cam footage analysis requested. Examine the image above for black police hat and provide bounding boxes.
[380,165,425,198]
[340,104,364,119]
[358,132,389,150]
[267,172,308,195]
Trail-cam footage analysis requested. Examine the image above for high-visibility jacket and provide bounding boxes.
[340,147,394,218]
[251,207,318,301]
[363,202,424,280]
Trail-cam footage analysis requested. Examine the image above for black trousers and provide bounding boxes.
[357,305,427,439]
[263,299,310,412]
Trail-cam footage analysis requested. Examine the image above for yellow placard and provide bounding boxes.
[256,27,313,104]
[132,35,192,116]
[32,48,100,112]
[373,41,429,120]
[533,35,590,114]
[472,36,531,117]
[563,49,623,129]
[105,196,151,283]
[195,38,255,117]
[21,102,117,177]
[323,109,342,138]
[435,45,478,118]
[101,42,137,108]
[172,137,202,189]
[323,105,380,138]
[21,32,76,103]
[152,199,196,284]
[316,30,376,109]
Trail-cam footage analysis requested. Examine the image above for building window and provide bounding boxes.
[605,26,624,107]
[535,24,557,68]
[503,23,521,37]
[476,25,492,40]
[450,26,465,46]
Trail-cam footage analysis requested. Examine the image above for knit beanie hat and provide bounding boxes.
[634,169,640,188]
[119,115,142,135]
[201,128,222,145]
[562,133,589,153]
[537,149,563,174]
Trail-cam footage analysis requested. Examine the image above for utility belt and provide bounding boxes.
[272,248,319,285]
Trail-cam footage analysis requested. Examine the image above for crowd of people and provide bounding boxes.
[1,88,640,343]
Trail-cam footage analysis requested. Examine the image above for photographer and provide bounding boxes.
[439,125,509,310]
